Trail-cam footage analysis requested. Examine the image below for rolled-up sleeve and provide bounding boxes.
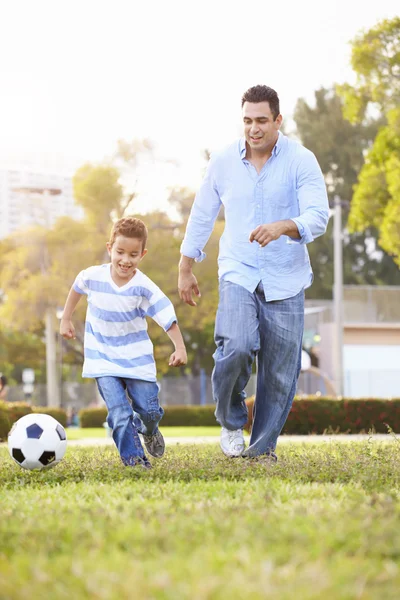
[290,150,329,245]
[180,155,222,262]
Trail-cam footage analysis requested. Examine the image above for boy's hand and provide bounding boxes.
[60,318,76,340]
[169,348,187,367]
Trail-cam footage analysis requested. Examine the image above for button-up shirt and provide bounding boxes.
[180,132,329,301]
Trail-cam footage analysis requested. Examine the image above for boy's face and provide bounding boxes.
[106,235,147,283]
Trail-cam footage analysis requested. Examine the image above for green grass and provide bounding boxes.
[1,441,400,599]
[65,426,223,440]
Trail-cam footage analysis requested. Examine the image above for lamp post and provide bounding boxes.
[333,195,344,396]
[12,185,62,407]
[56,308,64,407]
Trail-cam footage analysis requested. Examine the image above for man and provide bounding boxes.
[178,85,329,459]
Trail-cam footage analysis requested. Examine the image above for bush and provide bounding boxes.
[0,403,11,441]
[5,402,33,426]
[32,407,68,427]
[78,405,217,428]
[79,408,108,428]
[244,396,400,434]
[161,405,216,427]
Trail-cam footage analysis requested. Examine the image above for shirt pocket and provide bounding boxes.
[264,179,296,219]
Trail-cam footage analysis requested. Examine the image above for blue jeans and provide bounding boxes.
[212,280,304,457]
[96,377,164,465]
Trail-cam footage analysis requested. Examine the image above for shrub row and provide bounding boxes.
[0,402,67,440]
[246,397,400,434]
[79,405,219,428]
[80,397,400,434]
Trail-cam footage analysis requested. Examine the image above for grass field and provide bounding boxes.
[65,426,223,440]
[1,441,400,599]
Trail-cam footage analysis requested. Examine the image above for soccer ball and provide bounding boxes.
[8,413,67,470]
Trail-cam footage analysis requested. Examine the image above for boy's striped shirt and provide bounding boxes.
[73,264,177,381]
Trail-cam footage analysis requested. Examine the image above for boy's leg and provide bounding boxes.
[96,376,150,467]
[125,379,165,458]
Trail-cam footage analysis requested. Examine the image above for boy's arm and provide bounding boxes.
[60,288,82,339]
[166,322,187,367]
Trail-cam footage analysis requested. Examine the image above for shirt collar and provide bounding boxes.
[240,130,283,160]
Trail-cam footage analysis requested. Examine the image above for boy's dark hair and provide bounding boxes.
[109,217,148,251]
[241,85,280,120]
[0,374,7,387]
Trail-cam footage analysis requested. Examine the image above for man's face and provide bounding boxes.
[243,101,282,153]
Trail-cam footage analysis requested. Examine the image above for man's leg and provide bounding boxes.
[243,287,304,458]
[96,376,149,467]
[125,379,165,458]
[212,280,260,454]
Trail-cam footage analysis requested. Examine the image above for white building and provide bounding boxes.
[307,286,400,398]
[0,167,83,239]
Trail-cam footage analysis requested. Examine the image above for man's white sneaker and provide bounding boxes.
[220,427,245,457]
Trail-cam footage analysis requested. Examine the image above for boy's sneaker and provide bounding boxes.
[124,456,152,469]
[143,430,165,458]
[220,427,245,457]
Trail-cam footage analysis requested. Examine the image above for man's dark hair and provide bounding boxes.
[241,85,280,120]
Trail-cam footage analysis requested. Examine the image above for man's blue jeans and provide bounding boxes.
[212,280,304,457]
[96,377,164,465]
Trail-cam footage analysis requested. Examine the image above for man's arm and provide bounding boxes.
[290,150,329,244]
[249,150,329,247]
[178,256,200,307]
[179,156,222,306]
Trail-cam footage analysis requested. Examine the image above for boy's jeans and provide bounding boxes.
[96,377,164,465]
[212,280,304,457]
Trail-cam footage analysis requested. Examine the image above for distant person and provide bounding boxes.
[67,406,79,428]
[60,217,187,469]
[179,85,329,460]
[0,375,9,401]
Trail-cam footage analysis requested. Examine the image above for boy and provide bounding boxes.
[60,217,187,469]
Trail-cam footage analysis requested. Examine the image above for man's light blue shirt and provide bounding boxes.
[180,132,329,301]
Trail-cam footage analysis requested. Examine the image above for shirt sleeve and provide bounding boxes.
[180,154,222,262]
[73,270,89,295]
[290,150,330,245]
[141,285,177,332]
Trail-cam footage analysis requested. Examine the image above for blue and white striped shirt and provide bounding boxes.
[181,133,329,301]
[73,264,177,381]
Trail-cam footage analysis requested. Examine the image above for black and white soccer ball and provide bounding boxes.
[8,413,67,470]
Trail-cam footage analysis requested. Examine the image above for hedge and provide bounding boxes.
[0,403,10,441]
[77,397,400,433]
[79,405,217,428]
[245,397,400,434]
[79,408,108,428]
[32,407,68,428]
[0,402,67,439]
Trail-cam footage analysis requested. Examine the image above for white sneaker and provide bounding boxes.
[220,427,245,457]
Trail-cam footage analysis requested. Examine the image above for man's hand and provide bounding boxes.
[60,318,76,340]
[250,220,299,247]
[169,348,188,367]
[178,270,201,307]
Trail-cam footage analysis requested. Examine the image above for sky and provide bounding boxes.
[0,0,398,213]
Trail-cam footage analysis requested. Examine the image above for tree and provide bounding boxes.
[73,164,124,237]
[293,87,400,298]
[337,17,400,265]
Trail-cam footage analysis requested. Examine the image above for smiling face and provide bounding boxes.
[243,101,282,155]
[106,235,147,285]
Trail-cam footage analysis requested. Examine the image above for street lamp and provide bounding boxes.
[12,185,62,407]
[333,195,344,396]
